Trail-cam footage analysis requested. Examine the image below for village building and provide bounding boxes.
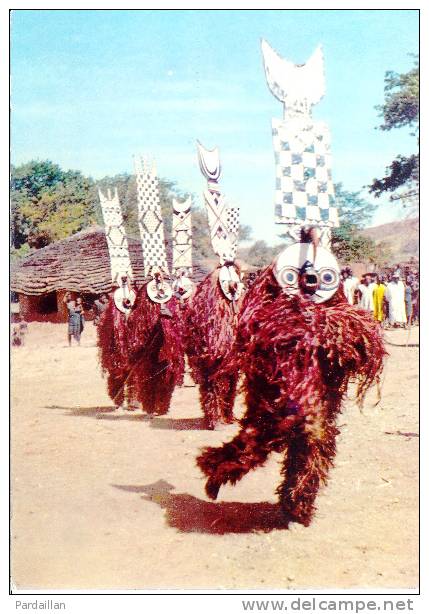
[10,227,210,322]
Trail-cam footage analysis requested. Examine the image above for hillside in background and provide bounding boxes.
[361,217,419,264]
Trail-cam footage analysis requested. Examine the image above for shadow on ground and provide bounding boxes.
[148,416,207,430]
[46,405,210,428]
[112,480,290,534]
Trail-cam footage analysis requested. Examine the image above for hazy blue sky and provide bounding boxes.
[11,9,419,242]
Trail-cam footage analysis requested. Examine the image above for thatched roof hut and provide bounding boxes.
[11,227,210,322]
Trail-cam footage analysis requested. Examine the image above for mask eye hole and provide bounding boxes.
[319,268,339,289]
[279,267,299,288]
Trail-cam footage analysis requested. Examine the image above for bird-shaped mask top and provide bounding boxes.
[261,39,325,119]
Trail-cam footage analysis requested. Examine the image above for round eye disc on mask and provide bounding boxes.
[146,279,173,304]
[274,242,340,303]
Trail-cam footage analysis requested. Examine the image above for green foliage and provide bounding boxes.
[376,58,419,134]
[330,183,390,265]
[369,154,419,202]
[11,160,98,248]
[334,182,376,228]
[368,57,419,206]
[10,160,252,264]
[242,239,285,269]
[331,223,391,266]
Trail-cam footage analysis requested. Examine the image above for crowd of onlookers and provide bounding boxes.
[341,265,419,328]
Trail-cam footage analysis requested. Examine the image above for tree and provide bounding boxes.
[331,183,390,265]
[368,57,419,208]
[11,160,98,249]
[334,182,377,228]
[242,239,285,269]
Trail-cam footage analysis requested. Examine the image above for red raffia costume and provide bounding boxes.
[97,157,189,415]
[125,286,185,415]
[197,39,387,526]
[197,262,386,526]
[186,267,243,429]
[97,296,131,408]
[191,141,244,429]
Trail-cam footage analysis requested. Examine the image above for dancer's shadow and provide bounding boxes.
[45,405,146,421]
[46,405,115,417]
[50,405,210,428]
[112,480,290,534]
[148,416,207,431]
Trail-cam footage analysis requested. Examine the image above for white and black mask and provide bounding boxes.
[219,264,244,302]
[172,275,194,301]
[274,243,340,303]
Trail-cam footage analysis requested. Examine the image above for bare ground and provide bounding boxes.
[11,322,419,591]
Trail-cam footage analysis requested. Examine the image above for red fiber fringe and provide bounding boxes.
[97,297,131,408]
[185,269,243,429]
[197,265,386,525]
[97,287,185,414]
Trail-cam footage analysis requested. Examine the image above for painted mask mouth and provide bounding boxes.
[300,270,319,295]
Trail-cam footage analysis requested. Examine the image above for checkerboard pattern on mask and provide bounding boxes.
[272,118,339,228]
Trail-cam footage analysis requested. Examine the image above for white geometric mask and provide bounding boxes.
[274,242,340,303]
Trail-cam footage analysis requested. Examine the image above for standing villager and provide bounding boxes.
[384,273,407,327]
[358,274,376,312]
[373,274,386,324]
[186,142,244,429]
[197,39,385,526]
[75,297,85,339]
[341,267,359,305]
[66,298,82,346]
[93,293,109,325]
[404,278,413,327]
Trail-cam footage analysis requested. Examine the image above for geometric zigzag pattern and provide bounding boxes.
[98,187,133,284]
[272,117,339,235]
[172,196,193,277]
[135,156,169,277]
[203,186,239,262]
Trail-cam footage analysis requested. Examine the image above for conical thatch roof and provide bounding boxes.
[11,227,210,295]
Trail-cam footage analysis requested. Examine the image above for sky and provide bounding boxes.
[10,8,419,244]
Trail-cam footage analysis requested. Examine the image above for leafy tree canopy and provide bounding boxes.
[331,183,390,265]
[11,160,98,249]
[376,59,419,134]
[368,56,419,206]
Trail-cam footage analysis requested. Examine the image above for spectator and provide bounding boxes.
[341,267,359,305]
[358,274,375,312]
[384,273,407,328]
[66,296,84,346]
[93,293,109,325]
[405,278,414,327]
[373,274,386,325]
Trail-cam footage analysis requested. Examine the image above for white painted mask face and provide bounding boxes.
[114,277,136,314]
[219,264,244,302]
[172,275,194,301]
[146,274,173,304]
[274,243,340,303]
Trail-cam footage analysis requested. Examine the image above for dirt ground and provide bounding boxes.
[11,321,419,591]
